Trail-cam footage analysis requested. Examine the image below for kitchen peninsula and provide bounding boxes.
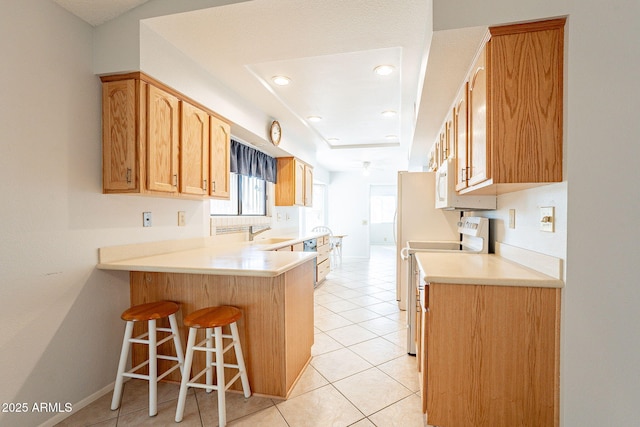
[97,235,322,399]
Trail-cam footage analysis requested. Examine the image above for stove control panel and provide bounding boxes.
[457,217,488,237]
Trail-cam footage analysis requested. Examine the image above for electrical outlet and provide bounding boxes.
[508,209,516,229]
[143,212,152,227]
[540,206,555,232]
[178,211,186,226]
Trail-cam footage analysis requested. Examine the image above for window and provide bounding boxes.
[370,195,396,224]
[210,173,267,215]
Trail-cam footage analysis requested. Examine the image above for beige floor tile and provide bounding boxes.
[333,368,413,416]
[368,393,429,427]
[378,355,421,392]
[348,337,407,366]
[325,324,378,346]
[314,293,343,305]
[195,389,274,426]
[359,316,406,335]
[55,392,117,427]
[311,332,344,356]
[347,294,385,307]
[276,385,364,427]
[287,365,329,398]
[228,406,288,426]
[349,418,376,427]
[314,312,353,331]
[366,301,401,316]
[382,328,408,348]
[310,348,372,382]
[116,395,200,426]
[321,299,361,313]
[338,307,382,323]
[117,379,183,416]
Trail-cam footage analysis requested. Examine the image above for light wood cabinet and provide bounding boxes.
[180,100,209,196]
[209,116,231,199]
[275,157,313,206]
[101,72,231,199]
[446,18,565,195]
[102,79,138,192]
[316,235,330,283]
[424,283,560,427]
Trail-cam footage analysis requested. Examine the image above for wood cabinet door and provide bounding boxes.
[146,85,179,193]
[180,101,209,196]
[294,158,305,206]
[304,165,313,207]
[468,46,490,187]
[454,83,469,191]
[102,79,138,191]
[209,116,231,199]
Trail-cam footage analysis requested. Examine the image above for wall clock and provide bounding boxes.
[270,120,282,146]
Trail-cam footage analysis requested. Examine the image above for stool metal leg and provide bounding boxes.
[148,319,157,417]
[214,325,227,427]
[175,327,197,423]
[230,322,251,397]
[111,321,134,410]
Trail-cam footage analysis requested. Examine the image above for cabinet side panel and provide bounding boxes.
[490,26,563,183]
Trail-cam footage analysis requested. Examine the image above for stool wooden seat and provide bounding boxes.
[175,306,251,426]
[111,301,184,417]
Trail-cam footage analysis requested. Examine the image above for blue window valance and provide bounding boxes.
[230,140,277,183]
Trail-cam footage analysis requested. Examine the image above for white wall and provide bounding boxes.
[0,1,209,426]
[434,0,640,425]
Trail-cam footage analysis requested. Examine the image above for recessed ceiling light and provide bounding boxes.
[381,110,397,117]
[307,115,323,122]
[385,134,398,140]
[374,65,395,76]
[272,76,291,86]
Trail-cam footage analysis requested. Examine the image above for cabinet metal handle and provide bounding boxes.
[203,179,207,191]
[126,168,132,184]
[173,174,178,187]
[212,181,216,193]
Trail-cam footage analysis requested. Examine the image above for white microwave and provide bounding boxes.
[435,159,496,210]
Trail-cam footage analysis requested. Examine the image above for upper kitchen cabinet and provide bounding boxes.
[180,100,209,196]
[101,72,231,199]
[209,116,231,199]
[276,157,313,207]
[456,18,565,195]
[454,83,469,191]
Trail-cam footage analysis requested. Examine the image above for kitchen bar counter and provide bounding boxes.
[97,234,325,398]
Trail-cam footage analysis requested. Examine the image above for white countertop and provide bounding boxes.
[415,252,564,288]
[97,233,327,277]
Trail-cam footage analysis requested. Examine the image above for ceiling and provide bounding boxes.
[53,0,486,174]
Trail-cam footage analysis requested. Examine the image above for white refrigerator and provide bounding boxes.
[395,171,460,310]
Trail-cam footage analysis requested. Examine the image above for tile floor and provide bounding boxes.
[57,245,430,426]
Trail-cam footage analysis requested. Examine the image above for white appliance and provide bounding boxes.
[435,158,496,210]
[395,171,461,311]
[400,216,489,354]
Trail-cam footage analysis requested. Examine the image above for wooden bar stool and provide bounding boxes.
[175,306,251,426]
[111,301,184,417]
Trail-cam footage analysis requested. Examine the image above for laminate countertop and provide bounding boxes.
[96,233,329,277]
[415,252,564,288]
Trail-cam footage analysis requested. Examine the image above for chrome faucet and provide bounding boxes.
[249,225,271,241]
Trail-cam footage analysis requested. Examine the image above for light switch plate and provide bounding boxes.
[508,209,516,229]
[178,211,186,226]
[540,207,554,232]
